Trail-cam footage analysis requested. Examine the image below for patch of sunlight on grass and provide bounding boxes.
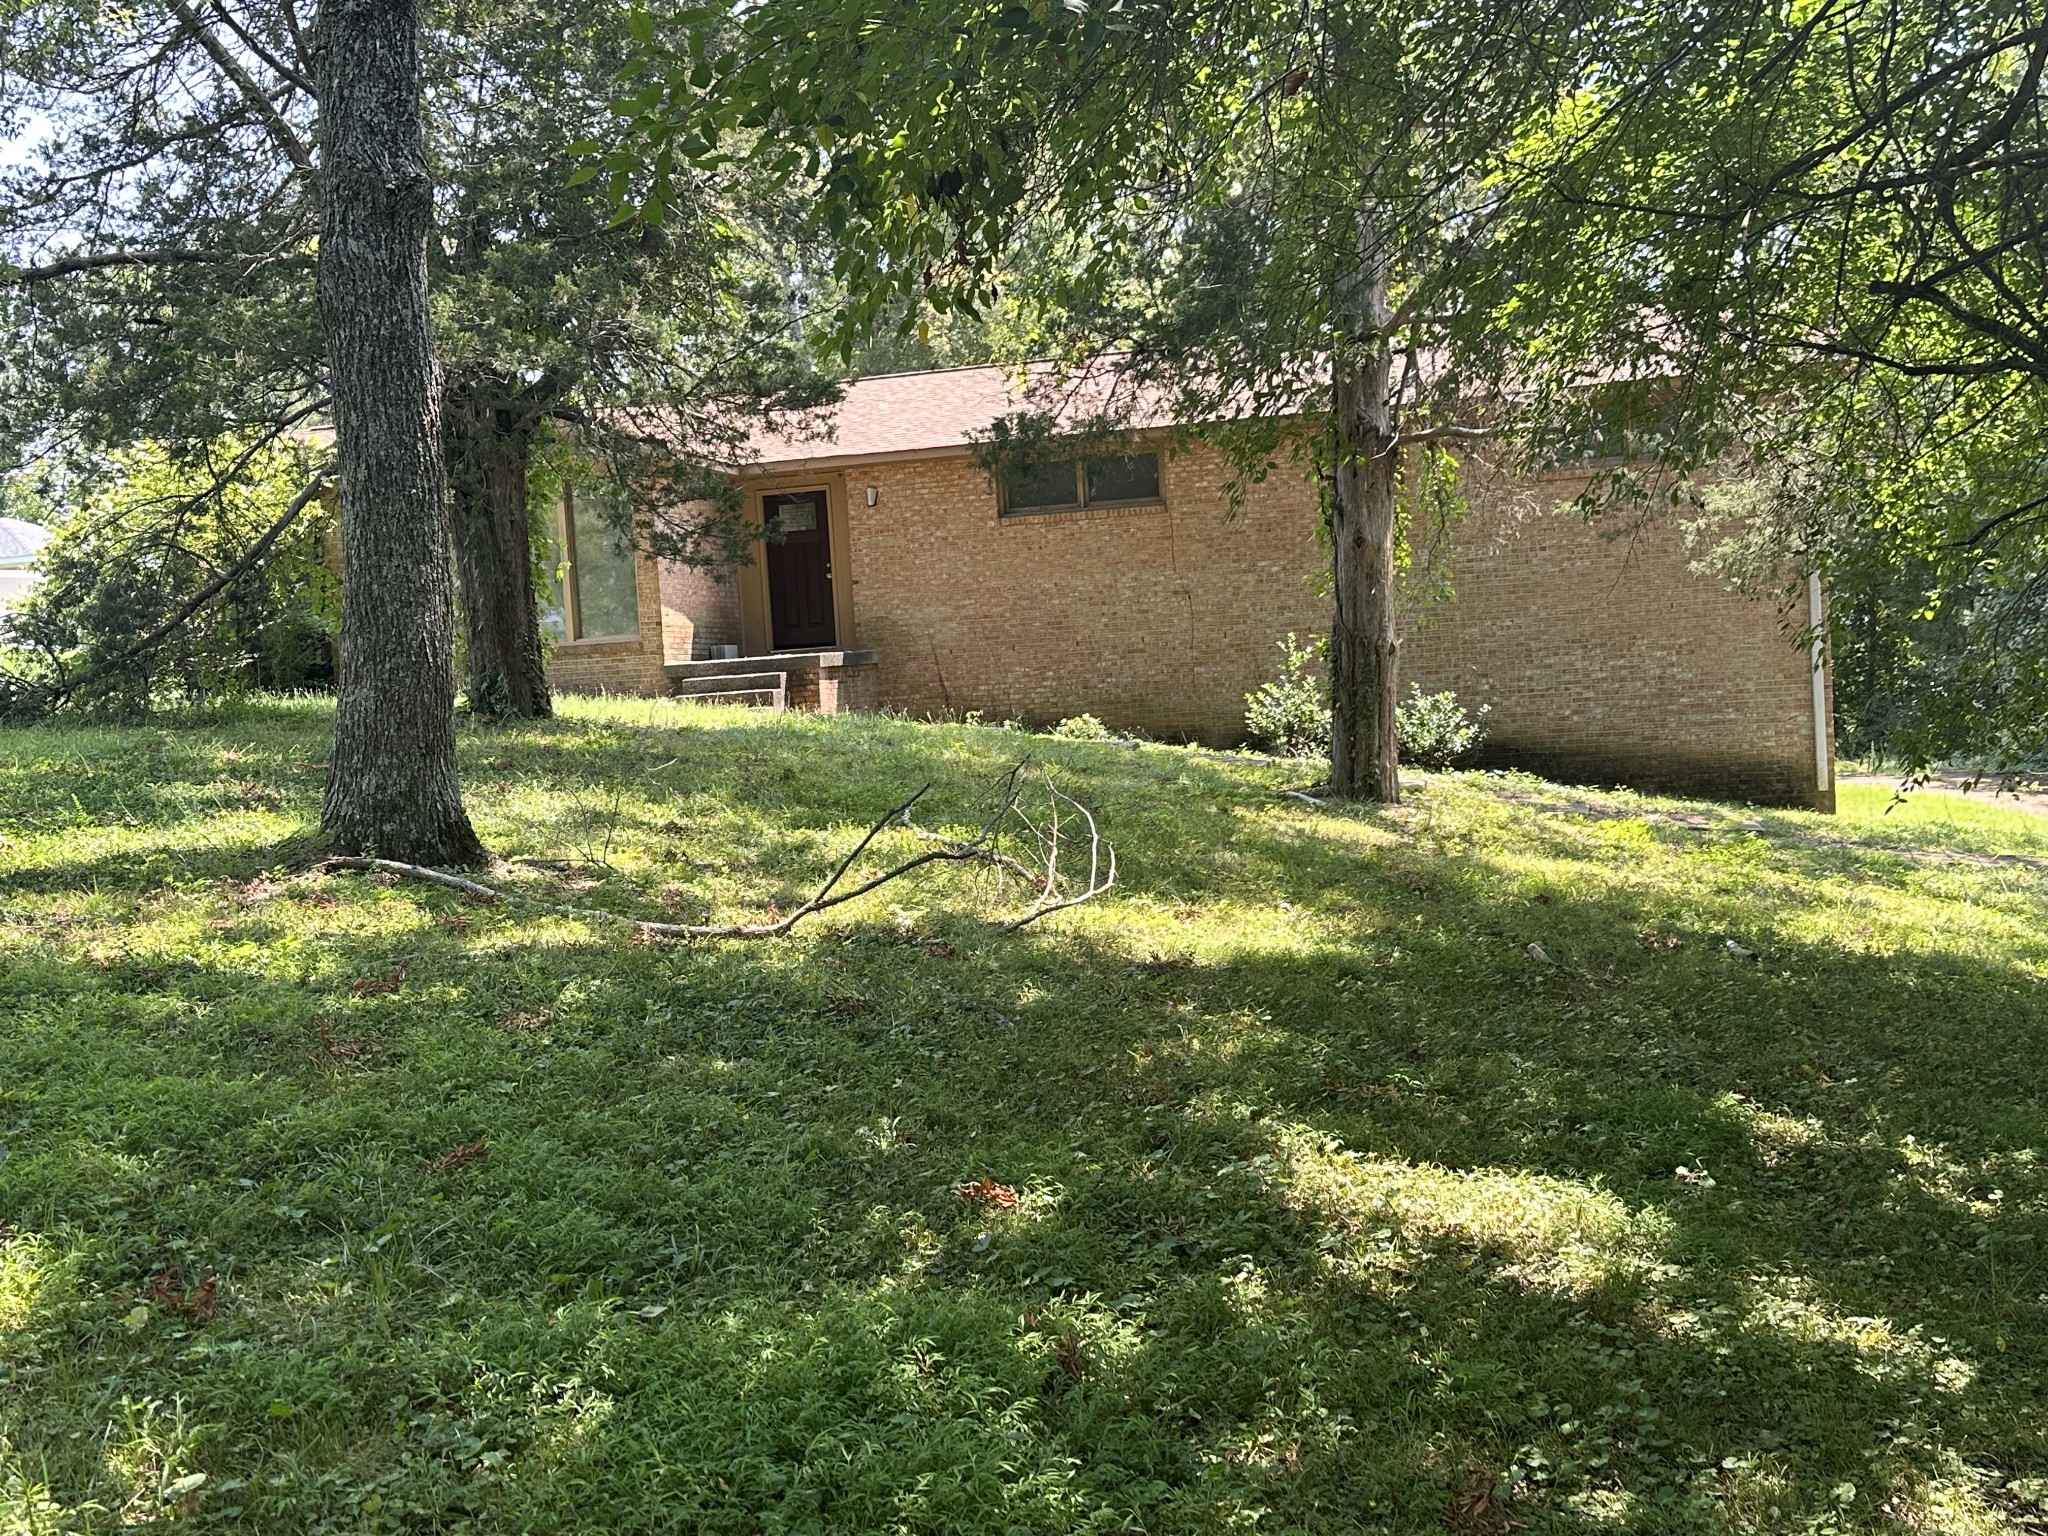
[1902,1472,2028,1535]
[1892,1134,2043,1219]
[1836,782,2048,856]
[1739,1277,1975,1391]
[0,1234,67,1349]
[1559,1487,1639,1526]
[525,1385,619,1468]
[0,1467,86,1534]
[1273,1125,1675,1297]
[1718,1093,1829,1142]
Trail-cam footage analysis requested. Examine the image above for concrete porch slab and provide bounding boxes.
[664,648,877,683]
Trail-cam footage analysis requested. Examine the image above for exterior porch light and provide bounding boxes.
[864,485,878,506]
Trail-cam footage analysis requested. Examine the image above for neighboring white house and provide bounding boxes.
[0,516,50,612]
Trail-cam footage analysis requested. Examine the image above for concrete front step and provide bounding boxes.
[664,648,878,683]
[669,670,787,698]
[675,686,786,711]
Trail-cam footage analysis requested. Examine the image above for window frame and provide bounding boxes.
[996,448,1165,518]
[556,485,642,644]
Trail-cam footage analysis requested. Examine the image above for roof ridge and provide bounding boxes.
[841,353,1131,386]
[841,359,1030,385]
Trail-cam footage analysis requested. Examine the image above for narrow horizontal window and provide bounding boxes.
[1001,458,1083,511]
[999,449,1163,516]
[1084,452,1161,504]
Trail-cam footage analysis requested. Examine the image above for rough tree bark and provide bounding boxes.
[445,389,552,720]
[315,0,486,863]
[1327,199,1402,803]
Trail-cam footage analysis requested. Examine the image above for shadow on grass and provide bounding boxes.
[4,705,2048,1532]
[4,922,2045,1528]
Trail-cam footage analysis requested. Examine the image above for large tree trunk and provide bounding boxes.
[446,389,552,720]
[314,0,486,864]
[1328,204,1402,803]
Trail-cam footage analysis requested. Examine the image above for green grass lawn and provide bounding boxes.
[3,696,2047,1534]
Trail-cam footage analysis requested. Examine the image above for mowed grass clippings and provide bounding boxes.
[0,694,2045,1534]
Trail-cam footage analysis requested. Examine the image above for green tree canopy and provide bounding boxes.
[615,0,2045,778]
[1488,0,2048,769]
[0,0,829,719]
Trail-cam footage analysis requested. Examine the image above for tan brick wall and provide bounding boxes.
[793,442,1831,806]
[545,537,669,697]
[658,558,742,661]
[1402,481,1831,806]
[837,448,1322,739]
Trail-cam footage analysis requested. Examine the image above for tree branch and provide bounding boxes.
[8,249,223,285]
[165,0,315,174]
[317,766,1114,939]
[1951,490,2048,550]
[1394,423,1496,447]
[1865,279,2048,378]
[207,0,316,96]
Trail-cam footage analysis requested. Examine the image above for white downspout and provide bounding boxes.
[1808,571,1831,798]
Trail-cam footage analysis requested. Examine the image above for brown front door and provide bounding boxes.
[763,490,836,649]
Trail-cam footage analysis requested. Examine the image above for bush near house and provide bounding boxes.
[1395,683,1492,769]
[2,697,2046,1533]
[1245,639,1491,770]
[1244,632,1330,758]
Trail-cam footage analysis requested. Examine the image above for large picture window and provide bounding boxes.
[999,450,1162,515]
[546,485,641,641]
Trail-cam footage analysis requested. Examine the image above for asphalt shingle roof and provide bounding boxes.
[0,516,49,566]
[741,361,1182,469]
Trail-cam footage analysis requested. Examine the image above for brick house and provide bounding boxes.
[544,364,1836,809]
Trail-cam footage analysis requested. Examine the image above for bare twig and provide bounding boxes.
[1002,776,1117,930]
[315,764,1115,940]
[319,858,506,904]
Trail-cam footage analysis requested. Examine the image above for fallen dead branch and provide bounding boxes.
[316,763,1114,939]
[999,778,1116,931]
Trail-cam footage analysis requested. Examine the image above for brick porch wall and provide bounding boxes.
[808,442,1829,806]
[658,551,743,662]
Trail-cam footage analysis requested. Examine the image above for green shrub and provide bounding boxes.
[1395,683,1490,767]
[0,441,335,718]
[1245,633,1330,758]
[1049,712,1115,741]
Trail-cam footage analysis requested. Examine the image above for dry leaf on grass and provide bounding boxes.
[1445,1465,1518,1534]
[146,1266,218,1322]
[422,1140,488,1175]
[955,1176,1019,1210]
[348,963,408,998]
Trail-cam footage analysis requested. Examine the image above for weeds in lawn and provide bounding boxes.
[1,696,2045,1532]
